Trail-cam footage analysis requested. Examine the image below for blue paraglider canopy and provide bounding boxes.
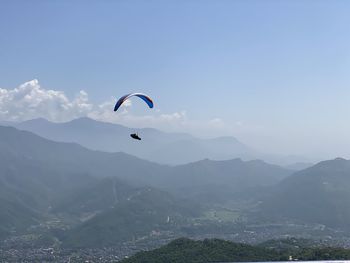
[114,93,153,112]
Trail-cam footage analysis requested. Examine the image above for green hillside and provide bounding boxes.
[121,238,350,263]
[260,158,350,228]
[62,188,200,247]
[120,238,282,263]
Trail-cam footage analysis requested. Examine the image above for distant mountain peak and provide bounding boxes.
[69,117,103,123]
[314,157,349,169]
[22,117,51,124]
[334,157,348,162]
[247,159,268,165]
[188,158,281,168]
[210,136,240,142]
[67,117,113,125]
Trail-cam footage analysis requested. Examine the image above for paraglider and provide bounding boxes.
[130,133,141,140]
[114,93,154,141]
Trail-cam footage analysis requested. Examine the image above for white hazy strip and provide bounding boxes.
[0,80,228,137]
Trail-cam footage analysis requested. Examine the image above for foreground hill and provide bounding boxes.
[52,177,200,247]
[121,238,281,263]
[62,188,200,247]
[260,158,350,228]
[121,237,350,263]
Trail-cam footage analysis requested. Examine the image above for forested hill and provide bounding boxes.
[260,158,350,228]
[121,238,350,263]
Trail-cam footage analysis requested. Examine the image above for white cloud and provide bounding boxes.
[0,80,236,137]
[0,80,93,122]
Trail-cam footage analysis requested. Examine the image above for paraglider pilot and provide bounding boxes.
[130,133,141,140]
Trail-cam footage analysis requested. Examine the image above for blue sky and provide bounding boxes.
[1,0,350,158]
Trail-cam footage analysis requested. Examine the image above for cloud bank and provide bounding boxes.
[0,80,229,136]
[0,80,93,122]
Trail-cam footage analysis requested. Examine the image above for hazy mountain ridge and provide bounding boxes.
[0,125,169,186]
[284,162,314,171]
[160,158,292,202]
[11,117,258,164]
[11,117,315,165]
[0,125,291,195]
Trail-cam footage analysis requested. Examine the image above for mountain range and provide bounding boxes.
[8,117,311,165]
[0,125,291,244]
[1,123,350,248]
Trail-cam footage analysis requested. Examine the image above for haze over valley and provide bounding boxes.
[2,0,350,262]
[1,123,350,261]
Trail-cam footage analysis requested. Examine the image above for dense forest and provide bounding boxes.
[121,238,350,263]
